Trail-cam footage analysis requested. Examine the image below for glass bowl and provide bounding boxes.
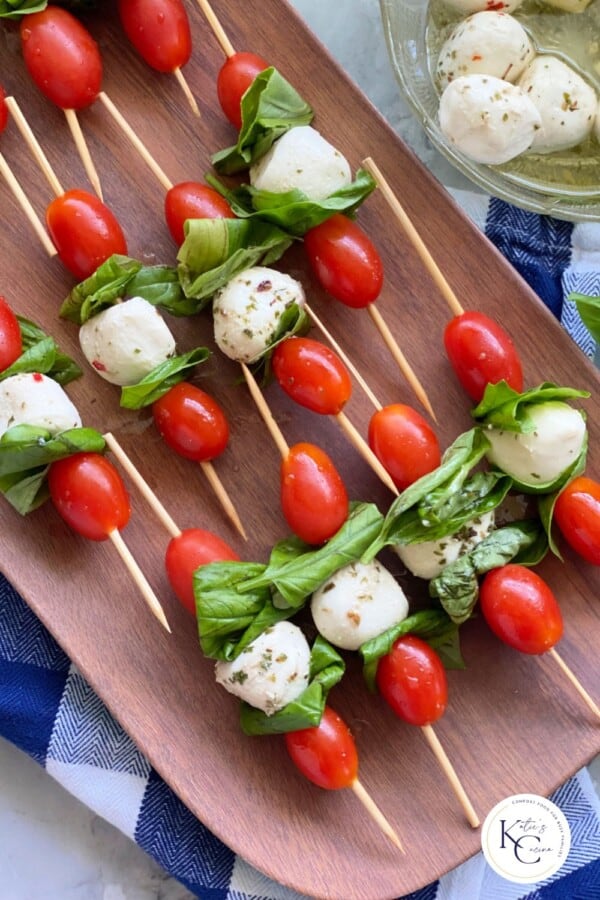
[379,0,600,222]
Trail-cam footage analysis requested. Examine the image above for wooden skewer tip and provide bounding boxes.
[351,779,405,853]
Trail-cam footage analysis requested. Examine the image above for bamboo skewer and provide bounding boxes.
[548,648,600,722]
[98,91,174,191]
[351,779,405,852]
[63,107,103,200]
[103,432,181,538]
[336,411,399,495]
[5,97,64,197]
[306,303,382,411]
[108,529,171,632]
[367,304,436,421]
[173,67,201,117]
[199,460,248,540]
[0,152,57,257]
[195,0,235,57]
[361,157,465,319]
[420,725,480,828]
[244,362,398,495]
[241,363,290,458]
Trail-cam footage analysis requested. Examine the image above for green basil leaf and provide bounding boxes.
[360,608,462,692]
[472,381,590,431]
[362,428,491,561]
[59,255,143,324]
[537,441,589,558]
[239,636,345,735]
[208,169,377,237]
[238,502,385,609]
[177,217,293,304]
[0,0,98,15]
[211,67,313,175]
[0,466,50,514]
[0,318,82,385]
[571,291,600,344]
[0,425,106,515]
[0,0,46,17]
[119,347,210,409]
[429,520,548,624]
[194,560,295,660]
[126,265,188,315]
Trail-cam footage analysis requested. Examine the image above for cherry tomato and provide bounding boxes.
[376,635,447,726]
[443,311,523,403]
[0,85,8,134]
[368,404,441,491]
[152,382,229,461]
[48,452,131,541]
[479,564,563,655]
[164,182,235,245]
[165,527,239,615]
[0,297,23,372]
[304,214,384,309]
[284,706,358,790]
[118,0,192,73]
[46,189,128,280]
[281,442,348,545]
[217,51,269,130]
[20,7,102,110]
[271,337,352,415]
[554,476,600,565]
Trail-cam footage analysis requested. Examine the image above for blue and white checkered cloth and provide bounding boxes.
[1,195,600,899]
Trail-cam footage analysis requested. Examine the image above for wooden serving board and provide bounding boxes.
[1,2,599,898]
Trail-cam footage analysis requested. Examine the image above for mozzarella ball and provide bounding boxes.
[215,622,311,715]
[485,402,587,487]
[394,511,495,580]
[437,12,534,88]
[517,56,597,153]
[441,0,523,12]
[213,266,306,363]
[311,559,409,651]
[0,373,81,438]
[79,297,176,386]
[595,100,600,142]
[439,74,542,164]
[249,125,352,201]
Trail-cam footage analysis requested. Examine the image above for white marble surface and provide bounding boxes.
[0,2,598,899]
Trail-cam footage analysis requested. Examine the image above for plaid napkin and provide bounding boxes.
[1,196,600,900]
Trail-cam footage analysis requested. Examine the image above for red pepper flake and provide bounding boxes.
[256,280,272,292]
[472,54,482,61]
[92,359,107,372]
[486,1,505,8]
[32,372,43,382]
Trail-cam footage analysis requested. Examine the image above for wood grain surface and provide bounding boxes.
[1,2,599,898]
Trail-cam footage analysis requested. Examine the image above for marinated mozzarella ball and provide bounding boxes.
[394,512,495,580]
[437,12,534,88]
[441,0,523,12]
[439,74,542,165]
[0,372,81,437]
[79,297,176,386]
[249,125,351,201]
[485,402,587,487]
[213,266,306,363]
[215,622,311,715]
[311,559,409,651]
[517,56,597,153]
